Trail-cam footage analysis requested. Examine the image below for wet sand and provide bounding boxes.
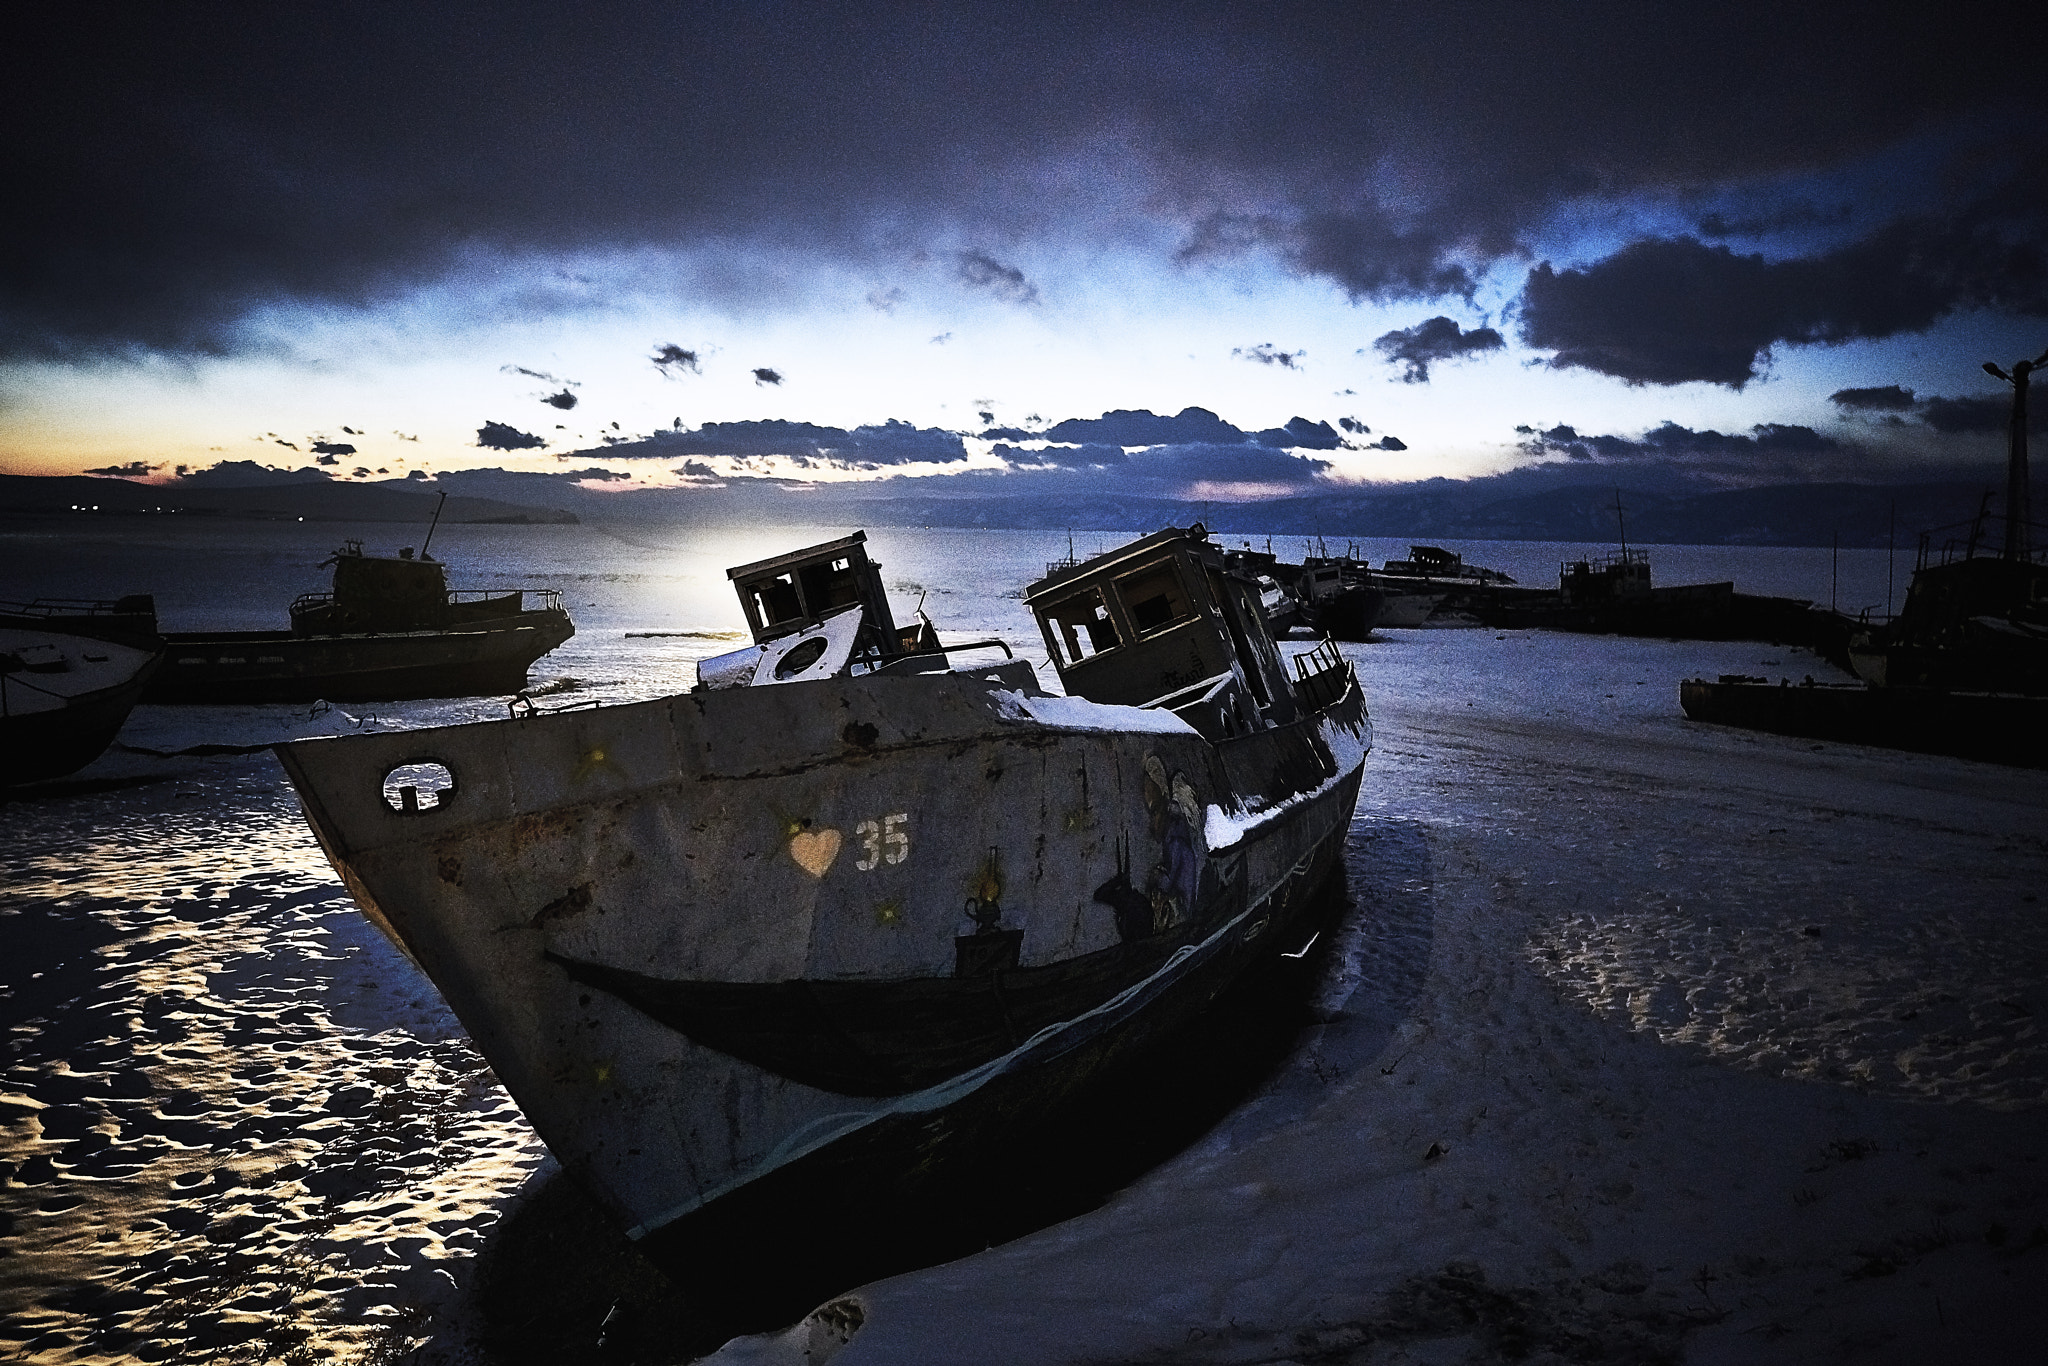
[3,628,2045,1364]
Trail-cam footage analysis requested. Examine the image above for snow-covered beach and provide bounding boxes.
[3,523,2044,1364]
[710,631,2048,1365]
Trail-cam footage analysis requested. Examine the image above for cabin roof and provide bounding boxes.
[1023,524,1208,602]
[726,530,870,583]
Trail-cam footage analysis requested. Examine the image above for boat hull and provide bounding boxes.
[1301,585,1384,640]
[274,666,1368,1264]
[146,610,573,703]
[639,819,1353,1304]
[1679,677,2047,768]
[1,631,162,784]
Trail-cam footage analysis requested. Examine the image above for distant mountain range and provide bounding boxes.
[0,471,2017,550]
[0,474,579,524]
[826,478,2009,550]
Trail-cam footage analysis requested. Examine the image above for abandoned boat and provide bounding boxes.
[1679,674,2046,768]
[1378,544,1515,588]
[1685,349,2048,766]
[145,538,573,703]
[1294,554,1389,639]
[274,525,1368,1284]
[1,626,162,784]
[0,594,163,649]
[1843,510,2047,695]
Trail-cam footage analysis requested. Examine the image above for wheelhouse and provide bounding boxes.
[726,531,932,657]
[1024,525,1301,738]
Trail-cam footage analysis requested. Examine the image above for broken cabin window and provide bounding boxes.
[797,555,863,614]
[1114,559,1194,636]
[1043,587,1121,664]
[747,573,804,629]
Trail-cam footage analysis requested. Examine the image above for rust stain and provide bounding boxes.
[513,807,582,852]
[532,882,596,927]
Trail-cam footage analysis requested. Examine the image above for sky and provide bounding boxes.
[4,2,2045,510]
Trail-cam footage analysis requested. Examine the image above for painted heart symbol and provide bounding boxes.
[788,828,842,877]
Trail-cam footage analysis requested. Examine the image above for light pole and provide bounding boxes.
[1982,345,2048,561]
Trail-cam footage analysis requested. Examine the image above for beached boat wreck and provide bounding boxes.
[145,537,573,703]
[274,525,1368,1287]
[1,623,162,784]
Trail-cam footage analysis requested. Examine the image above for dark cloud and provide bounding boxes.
[587,418,967,466]
[1370,316,1505,383]
[172,459,331,486]
[1179,209,1479,302]
[3,7,2034,356]
[1234,343,1303,368]
[341,426,359,434]
[1696,202,1855,238]
[1252,417,1343,449]
[752,367,783,386]
[1521,197,2048,387]
[545,389,579,410]
[477,420,547,450]
[310,440,357,455]
[567,467,631,481]
[954,251,1038,305]
[1040,407,1244,446]
[1916,392,2046,434]
[866,287,904,313]
[1122,442,1330,486]
[315,453,339,466]
[1830,384,1916,411]
[83,461,161,478]
[1368,435,1407,451]
[984,440,1331,489]
[993,442,1129,468]
[651,344,701,375]
[503,364,562,383]
[1517,419,1849,476]
[1337,417,1369,434]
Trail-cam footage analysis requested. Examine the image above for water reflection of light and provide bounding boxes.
[0,774,548,1363]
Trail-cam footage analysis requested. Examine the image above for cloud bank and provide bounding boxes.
[6,5,2038,363]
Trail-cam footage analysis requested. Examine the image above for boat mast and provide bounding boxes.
[1983,344,2047,561]
[1611,488,1628,558]
[421,489,449,560]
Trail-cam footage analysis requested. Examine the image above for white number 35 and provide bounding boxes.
[855,812,910,871]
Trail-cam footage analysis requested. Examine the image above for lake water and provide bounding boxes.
[3,516,2040,1365]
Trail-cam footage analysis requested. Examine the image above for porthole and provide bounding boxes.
[772,635,831,679]
[382,760,456,814]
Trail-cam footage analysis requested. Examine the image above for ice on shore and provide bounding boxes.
[2,616,2043,1365]
[705,630,2048,1366]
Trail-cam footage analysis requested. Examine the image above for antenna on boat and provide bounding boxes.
[421,490,449,560]
[1611,488,1628,557]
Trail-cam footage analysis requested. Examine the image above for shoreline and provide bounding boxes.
[3,629,2044,1364]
